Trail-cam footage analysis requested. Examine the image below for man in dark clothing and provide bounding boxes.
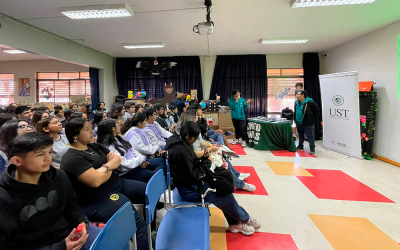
[0,133,101,250]
[294,90,320,155]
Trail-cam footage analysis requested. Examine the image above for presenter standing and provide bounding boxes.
[229,90,251,147]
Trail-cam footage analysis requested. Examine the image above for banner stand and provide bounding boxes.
[319,71,362,159]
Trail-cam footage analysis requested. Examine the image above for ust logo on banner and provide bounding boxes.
[319,72,362,159]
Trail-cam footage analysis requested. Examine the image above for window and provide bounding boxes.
[37,72,91,103]
[0,74,15,105]
[267,68,304,113]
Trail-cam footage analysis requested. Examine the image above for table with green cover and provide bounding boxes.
[246,118,296,152]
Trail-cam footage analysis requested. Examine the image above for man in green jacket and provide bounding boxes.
[229,90,251,147]
[294,90,320,155]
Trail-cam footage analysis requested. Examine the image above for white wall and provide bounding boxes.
[0,59,88,104]
[323,20,400,163]
[200,53,303,100]
[0,15,117,109]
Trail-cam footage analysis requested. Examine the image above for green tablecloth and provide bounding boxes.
[247,119,296,152]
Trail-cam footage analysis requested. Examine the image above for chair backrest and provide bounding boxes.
[165,159,172,187]
[145,169,167,224]
[90,201,137,250]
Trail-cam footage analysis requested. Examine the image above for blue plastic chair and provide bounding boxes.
[90,201,137,250]
[145,170,210,250]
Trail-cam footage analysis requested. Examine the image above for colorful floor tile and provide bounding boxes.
[266,161,313,176]
[233,166,268,196]
[297,169,394,203]
[210,207,228,250]
[229,144,247,155]
[271,150,317,158]
[226,231,299,250]
[309,214,400,250]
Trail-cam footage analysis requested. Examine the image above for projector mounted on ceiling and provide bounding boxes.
[193,0,214,35]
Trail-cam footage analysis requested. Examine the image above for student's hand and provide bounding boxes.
[216,143,223,147]
[170,124,175,132]
[247,99,251,104]
[65,224,89,250]
[209,146,219,153]
[92,136,97,143]
[156,150,166,157]
[96,167,108,173]
[107,152,117,162]
[140,161,149,169]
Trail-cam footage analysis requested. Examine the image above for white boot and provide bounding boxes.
[232,139,238,145]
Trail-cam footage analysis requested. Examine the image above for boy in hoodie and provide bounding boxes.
[0,132,100,250]
[294,90,320,155]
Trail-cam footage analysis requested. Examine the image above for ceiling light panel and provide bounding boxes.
[60,4,134,19]
[123,43,165,49]
[291,0,377,8]
[3,49,26,54]
[260,38,309,44]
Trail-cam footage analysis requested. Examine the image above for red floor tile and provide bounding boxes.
[271,150,317,158]
[233,166,268,196]
[229,144,247,155]
[226,231,298,250]
[297,169,394,203]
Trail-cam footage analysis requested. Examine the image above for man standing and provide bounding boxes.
[228,90,251,147]
[294,90,320,155]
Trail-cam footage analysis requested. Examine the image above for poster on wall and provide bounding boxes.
[319,71,362,159]
[18,78,30,96]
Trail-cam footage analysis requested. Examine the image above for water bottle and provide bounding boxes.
[71,224,84,241]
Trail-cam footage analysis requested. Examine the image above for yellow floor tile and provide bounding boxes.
[266,161,313,176]
[210,207,227,250]
[308,214,400,250]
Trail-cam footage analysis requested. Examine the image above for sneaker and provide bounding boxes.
[225,131,232,136]
[310,150,315,155]
[241,142,247,148]
[232,139,238,145]
[242,183,256,192]
[228,222,255,236]
[296,146,304,150]
[238,173,250,181]
[233,154,240,158]
[246,217,261,230]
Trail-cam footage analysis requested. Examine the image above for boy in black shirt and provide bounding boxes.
[0,133,100,250]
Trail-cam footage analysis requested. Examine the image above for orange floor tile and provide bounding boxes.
[308,214,400,250]
[210,207,228,250]
[266,161,313,176]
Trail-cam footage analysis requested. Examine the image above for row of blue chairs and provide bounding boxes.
[90,163,213,250]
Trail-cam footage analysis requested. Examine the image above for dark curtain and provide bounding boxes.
[303,52,322,140]
[89,67,100,110]
[115,56,203,100]
[210,55,268,117]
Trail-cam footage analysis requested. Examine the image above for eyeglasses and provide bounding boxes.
[18,125,34,130]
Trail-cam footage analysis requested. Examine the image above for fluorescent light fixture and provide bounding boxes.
[60,4,134,19]
[260,38,309,44]
[291,0,377,8]
[123,43,165,49]
[2,49,26,54]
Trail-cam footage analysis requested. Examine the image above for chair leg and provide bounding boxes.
[147,224,153,250]
[132,233,137,250]
[168,187,172,208]
[206,205,211,216]
[163,191,167,209]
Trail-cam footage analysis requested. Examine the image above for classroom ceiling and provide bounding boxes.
[1,0,400,57]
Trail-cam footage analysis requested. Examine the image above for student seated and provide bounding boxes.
[176,112,254,192]
[97,119,167,183]
[110,102,125,126]
[36,117,69,168]
[90,102,110,121]
[153,103,174,132]
[0,120,33,174]
[168,105,179,126]
[143,108,172,149]
[61,118,152,249]
[30,110,49,129]
[122,113,165,157]
[122,102,135,122]
[166,121,261,235]
[15,106,32,124]
[0,132,101,250]
[135,104,143,113]
[189,103,233,149]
